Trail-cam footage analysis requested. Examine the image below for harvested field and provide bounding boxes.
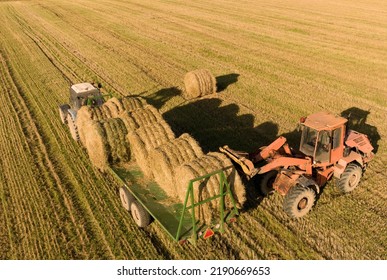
[127,121,175,177]
[0,0,386,260]
[184,69,216,99]
[148,133,204,196]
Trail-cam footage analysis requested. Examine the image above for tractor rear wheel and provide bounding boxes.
[119,187,135,211]
[283,185,316,218]
[59,104,70,124]
[67,114,79,141]
[130,201,151,228]
[338,163,362,193]
[259,170,277,196]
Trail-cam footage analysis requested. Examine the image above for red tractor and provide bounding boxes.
[221,112,374,218]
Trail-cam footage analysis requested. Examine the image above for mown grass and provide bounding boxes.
[0,0,385,259]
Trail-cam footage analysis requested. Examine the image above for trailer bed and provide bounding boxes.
[109,163,197,241]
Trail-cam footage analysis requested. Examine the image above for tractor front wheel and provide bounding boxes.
[59,104,70,124]
[130,201,151,228]
[283,185,316,218]
[338,163,362,193]
[259,170,278,196]
[67,114,79,141]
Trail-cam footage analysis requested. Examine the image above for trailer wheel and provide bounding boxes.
[67,114,79,141]
[338,163,362,193]
[59,104,70,124]
[283,185,315,218]
[130,201,151,228]
[119,187,135,211]
[259,170,278,196]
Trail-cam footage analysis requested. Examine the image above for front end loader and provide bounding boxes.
[220,112,374,218]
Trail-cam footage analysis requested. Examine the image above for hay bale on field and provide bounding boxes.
[148,133,204,196]
[76,105,112,146]
[84,118,130,171]
[127,120,175,177]
[120,105,163,131]
[175,152,246,224]
[184,69,217,99]
[121,96,147,111]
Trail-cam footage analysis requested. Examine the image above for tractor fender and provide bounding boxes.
[296,175,320,194]
[333,151,363,179]
[67,108,77,121]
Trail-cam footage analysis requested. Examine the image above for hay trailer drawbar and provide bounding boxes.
[109,163,239,244]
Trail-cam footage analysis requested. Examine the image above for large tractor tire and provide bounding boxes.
[283,185,316,218]
[67,114,80,141]
[338,163,362,193]
[59,104,70,124]
[119,187,135,211]
[259,170,278,196]
[130,201,151,228]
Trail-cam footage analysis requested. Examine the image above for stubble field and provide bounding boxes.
[0,0,386,259]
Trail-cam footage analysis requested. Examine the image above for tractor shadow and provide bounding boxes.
[163,97,278,210]
[129,87,182,110]
[216,73,239,93]
[340,107,380,153]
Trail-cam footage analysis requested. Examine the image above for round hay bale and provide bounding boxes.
[84,118,130,171]
[121,96,147,111]
[120,105,163,131]
[76,106,112,146]
[174,152,246,224]
[149,133,204,197]
[127,120,175,177]
[102,97,124,118]
[183,69,216,99]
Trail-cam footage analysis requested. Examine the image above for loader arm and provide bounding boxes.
[257,157,312,175]
[250,136,292,162]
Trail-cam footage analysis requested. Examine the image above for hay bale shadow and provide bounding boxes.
[163,98,279,210]
[163,98,278,153]
[216,73,239,93]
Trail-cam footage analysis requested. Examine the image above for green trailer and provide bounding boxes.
[109,162,239,244]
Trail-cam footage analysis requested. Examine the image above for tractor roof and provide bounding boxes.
[304,112,347,130]
[71,83,97,94]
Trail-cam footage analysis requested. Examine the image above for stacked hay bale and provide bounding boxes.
[120,105,163,131]
[127,120,175,177]
[183,69,217,99]
[76,105,112,145]
[76,96,145,145]
[102,97,125,118]
[84,118,130,171]
[148,133,204,195]
[121,96,147,111]
[174,152,246,224]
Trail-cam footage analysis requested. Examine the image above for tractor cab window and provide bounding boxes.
[314,130,330,162]
[300,126,331,162]
[300,126,318,156]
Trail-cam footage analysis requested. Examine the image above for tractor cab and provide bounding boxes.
[69,82,104,110]
[299,112,347,165]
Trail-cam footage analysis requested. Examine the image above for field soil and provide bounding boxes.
[0,0,386,259]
